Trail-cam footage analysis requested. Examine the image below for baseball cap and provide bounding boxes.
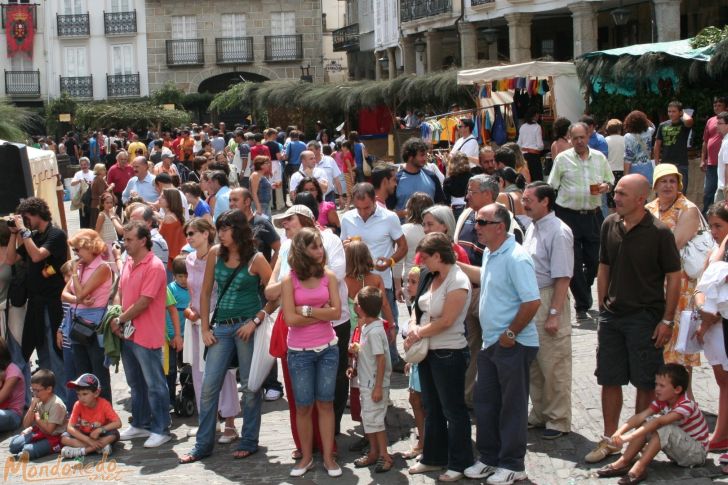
[272,205,314,228]
[67,373,100,391]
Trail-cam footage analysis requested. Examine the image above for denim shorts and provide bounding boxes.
[287,345,339,407]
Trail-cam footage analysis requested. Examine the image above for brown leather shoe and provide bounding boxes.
[596,463,630,478]
[617,471,647,485]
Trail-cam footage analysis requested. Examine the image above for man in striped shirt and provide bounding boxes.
[595,364,708,484]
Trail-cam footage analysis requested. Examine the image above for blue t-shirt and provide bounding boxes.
[393,168,444,211]
[479,235,540,348]
[589,132,609,157]
[353,143,364,168]
[285,140,307,166]
[166,281,190,338]
[194,199,211,218]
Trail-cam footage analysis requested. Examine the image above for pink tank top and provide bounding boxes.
[74,255,112,309]
[287,271,335,349]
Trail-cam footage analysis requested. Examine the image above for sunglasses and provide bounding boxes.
[475,219,501,226]
[185,231,196,237]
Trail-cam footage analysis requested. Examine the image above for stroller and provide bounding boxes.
[174,364,196,417]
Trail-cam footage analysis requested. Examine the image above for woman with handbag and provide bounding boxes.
[179,210,274,463]
[645,164,702,394]
[60,229,113,402]
[694,203,728,458]
[404,233,474,482]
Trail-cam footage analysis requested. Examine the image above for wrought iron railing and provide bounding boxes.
[107,73,140,98]
[264,35,303,62]
[333,23,359,52]
[470,0,495,5]
[166,39,204,66]
[4,70,40,96]
[400,0,452,22]
[104,10,137,35]
[57,13,90,37]
[215,37,254,64]
[60,75,93,98]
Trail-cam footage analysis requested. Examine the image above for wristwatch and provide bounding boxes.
[20,229,31,240]
[661,319,675,328]
[548,308,559,317]
[505,329,516,340]
[252,316,262,327]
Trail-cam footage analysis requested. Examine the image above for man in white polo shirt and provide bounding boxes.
[341,183,408,370]
[289,150,329,200]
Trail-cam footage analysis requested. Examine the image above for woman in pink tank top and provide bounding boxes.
[281,227,342,478]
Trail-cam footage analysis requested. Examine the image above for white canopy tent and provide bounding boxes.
[457,61,585,122]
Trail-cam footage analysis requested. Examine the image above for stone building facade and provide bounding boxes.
[145,0,324,95]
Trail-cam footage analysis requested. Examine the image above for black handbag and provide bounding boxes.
[8,263,28,307]
[70,313,97,345]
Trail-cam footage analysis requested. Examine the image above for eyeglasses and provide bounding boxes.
[185,231,196,237]
[71,247,79,253]
[475,219,501,227]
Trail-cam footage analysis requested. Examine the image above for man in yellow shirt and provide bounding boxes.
[127,134,148,158]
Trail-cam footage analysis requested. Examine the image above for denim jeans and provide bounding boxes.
[474,343,538,472]
[287,344,339,407]
[418,347,473,473]
[121,340,170,435]
[71,307,111,403]
[677,164,689,195]
[0,410,21,432]
[192,320,262,457]
[704,164,718,214]
[385,288,401,366]
[6,330,31,409]
[37,309,67,407]
[9,433,53,459]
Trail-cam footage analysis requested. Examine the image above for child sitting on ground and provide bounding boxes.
[9,369,66,460]
[348,286,393,473]
[597,363,709,485]
[61,373,121,458]
[0,338,25,432]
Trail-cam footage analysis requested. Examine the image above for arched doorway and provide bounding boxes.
[198,72,269,127]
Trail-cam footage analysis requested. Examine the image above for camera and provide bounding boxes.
[5,217,15,228]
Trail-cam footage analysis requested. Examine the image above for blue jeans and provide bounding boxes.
[704,164,718,214]
[121,340,170,435]
[418,347,473,473]
[37,309,67,407]
[9,433,53,459]
[385,288,401,365]
[7,330,31,409]
[287,344,339,407]
[0,409,21,432]
[192,320,262,457]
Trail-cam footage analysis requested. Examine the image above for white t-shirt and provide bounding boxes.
[417,265,471,350]
[717,134,728,190]
[606,134,626,173]
[289,166,328,195]
[73,169,95,185]
[450,135,479,162]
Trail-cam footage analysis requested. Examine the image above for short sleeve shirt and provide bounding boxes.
[18,225,68,297]
[599,211,681,316]
[194,199,211,218]
[69,397,119,435]
[523,212,574,288]
[548,147,614,210]
[36,394,67,435]
[704,116,723,166]
[418,265,471,349]
[0,363,25,416]
[656,119,691,166]
[120,251,168,349]
[356,320,392,389]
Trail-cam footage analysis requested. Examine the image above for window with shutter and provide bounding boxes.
[110,0,131,12]
[62,0,83,15]
[111,44,133,74]
[64,47,87,76]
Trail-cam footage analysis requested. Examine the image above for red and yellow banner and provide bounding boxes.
[5,5,34,58]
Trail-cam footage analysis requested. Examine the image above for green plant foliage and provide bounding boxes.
[0,100,35,142]
[690,25,728,49]
[74,101,191,131]
[150,81,185,108]
[45,92,78,135]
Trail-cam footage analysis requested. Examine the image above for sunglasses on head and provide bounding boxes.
[475,219,500,227]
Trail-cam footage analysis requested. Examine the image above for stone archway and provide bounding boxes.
[187,65,280,94]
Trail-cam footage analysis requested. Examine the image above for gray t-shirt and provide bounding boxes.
[417,265,471,349]
[356,320,391,389]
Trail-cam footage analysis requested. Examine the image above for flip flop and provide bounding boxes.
[375,457,394,473]
[232,449,257,459]
[178,453,202,464]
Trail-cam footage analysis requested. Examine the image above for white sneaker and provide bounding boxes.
[264,389,282,401]
[486,467,528,485]
[61,446,85,459]
[144,433,172,448]
[187,427,198,437]
[464,461,497,479]
[119,426,151,440]
[100,444,112,456]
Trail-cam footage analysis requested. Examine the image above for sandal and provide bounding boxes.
[354,455,378,468]
[402,447,423,459]
[374,457,394,473]
[178,453,202,464]
[232,449,257,459]
[291,449,303,460]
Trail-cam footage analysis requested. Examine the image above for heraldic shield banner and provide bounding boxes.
[5,4,34,58]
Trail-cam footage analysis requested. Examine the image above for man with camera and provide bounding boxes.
[5,197,69,406]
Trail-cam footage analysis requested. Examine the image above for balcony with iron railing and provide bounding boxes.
[57,13,90,37]
[60,75,93,98]
[107,73,140,98]
[400,0,452,23]
[104,10,137,35]
[264,35,303,62]
[470,0,495,5]
[332,23,359,52]
[5,70,40,97]
[166,39,204,66]
[216,37,254,64]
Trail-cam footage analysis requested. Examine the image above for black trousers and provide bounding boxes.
[524,152,544,181]
[333,322,351,435]
[554,205,603,313]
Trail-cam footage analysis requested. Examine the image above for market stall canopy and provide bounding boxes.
[580,39,713,62]
[457,61,584,122]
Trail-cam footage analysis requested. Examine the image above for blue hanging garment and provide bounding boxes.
[491,106,507,146]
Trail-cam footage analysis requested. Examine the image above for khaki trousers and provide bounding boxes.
[464,286,481,408]
[528,286,572,432]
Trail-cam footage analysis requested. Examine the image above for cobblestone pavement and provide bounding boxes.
[0,204,726,484]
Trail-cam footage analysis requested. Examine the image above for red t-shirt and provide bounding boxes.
[704,116,723,166]
[69,397,119,435]
[107,163,135,194]
[649,395,709,448]
[341,152,354,174]
[250,144,271,160]
[414,242,470,265]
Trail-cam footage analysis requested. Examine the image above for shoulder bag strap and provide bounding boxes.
[210,258,244,325]
[506,192,516,214]
[413,270,435,327]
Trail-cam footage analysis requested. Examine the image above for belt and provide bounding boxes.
[215,316,249,326]
[556,205,600,216]
[289,337,339,353]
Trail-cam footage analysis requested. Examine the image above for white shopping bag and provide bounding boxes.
[247,314,275,392]
[675,309,702,354]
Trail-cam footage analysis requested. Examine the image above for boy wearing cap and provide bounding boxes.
[61,374,121,458]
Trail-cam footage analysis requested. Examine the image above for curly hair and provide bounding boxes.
[16,197,51,222]
[288,227,326,280]
[69,229,107,257]
[345,240,374,279]
[448,152,471,177]
[400,137,428,163]
[216,210,255,264]
[296,177,323,203]
[405,192,434,224]
[623,110,649,134]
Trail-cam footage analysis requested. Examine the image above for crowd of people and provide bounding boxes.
[2,104,728,485]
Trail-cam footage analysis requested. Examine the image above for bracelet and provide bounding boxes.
[389,257,396,268]
[302,305,312,318]
[661,319,675,328]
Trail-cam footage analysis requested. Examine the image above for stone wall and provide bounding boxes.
[145,0,324,94]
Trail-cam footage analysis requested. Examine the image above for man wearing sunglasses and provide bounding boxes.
[451,118,479,167]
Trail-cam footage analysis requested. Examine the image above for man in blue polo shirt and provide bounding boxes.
[122,156,158,204]
[388,137,445,218]
[459,203,540,484]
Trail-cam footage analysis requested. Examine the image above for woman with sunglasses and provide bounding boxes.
[179,210,275,463]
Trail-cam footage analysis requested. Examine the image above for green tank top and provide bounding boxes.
[214,255,262,320]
